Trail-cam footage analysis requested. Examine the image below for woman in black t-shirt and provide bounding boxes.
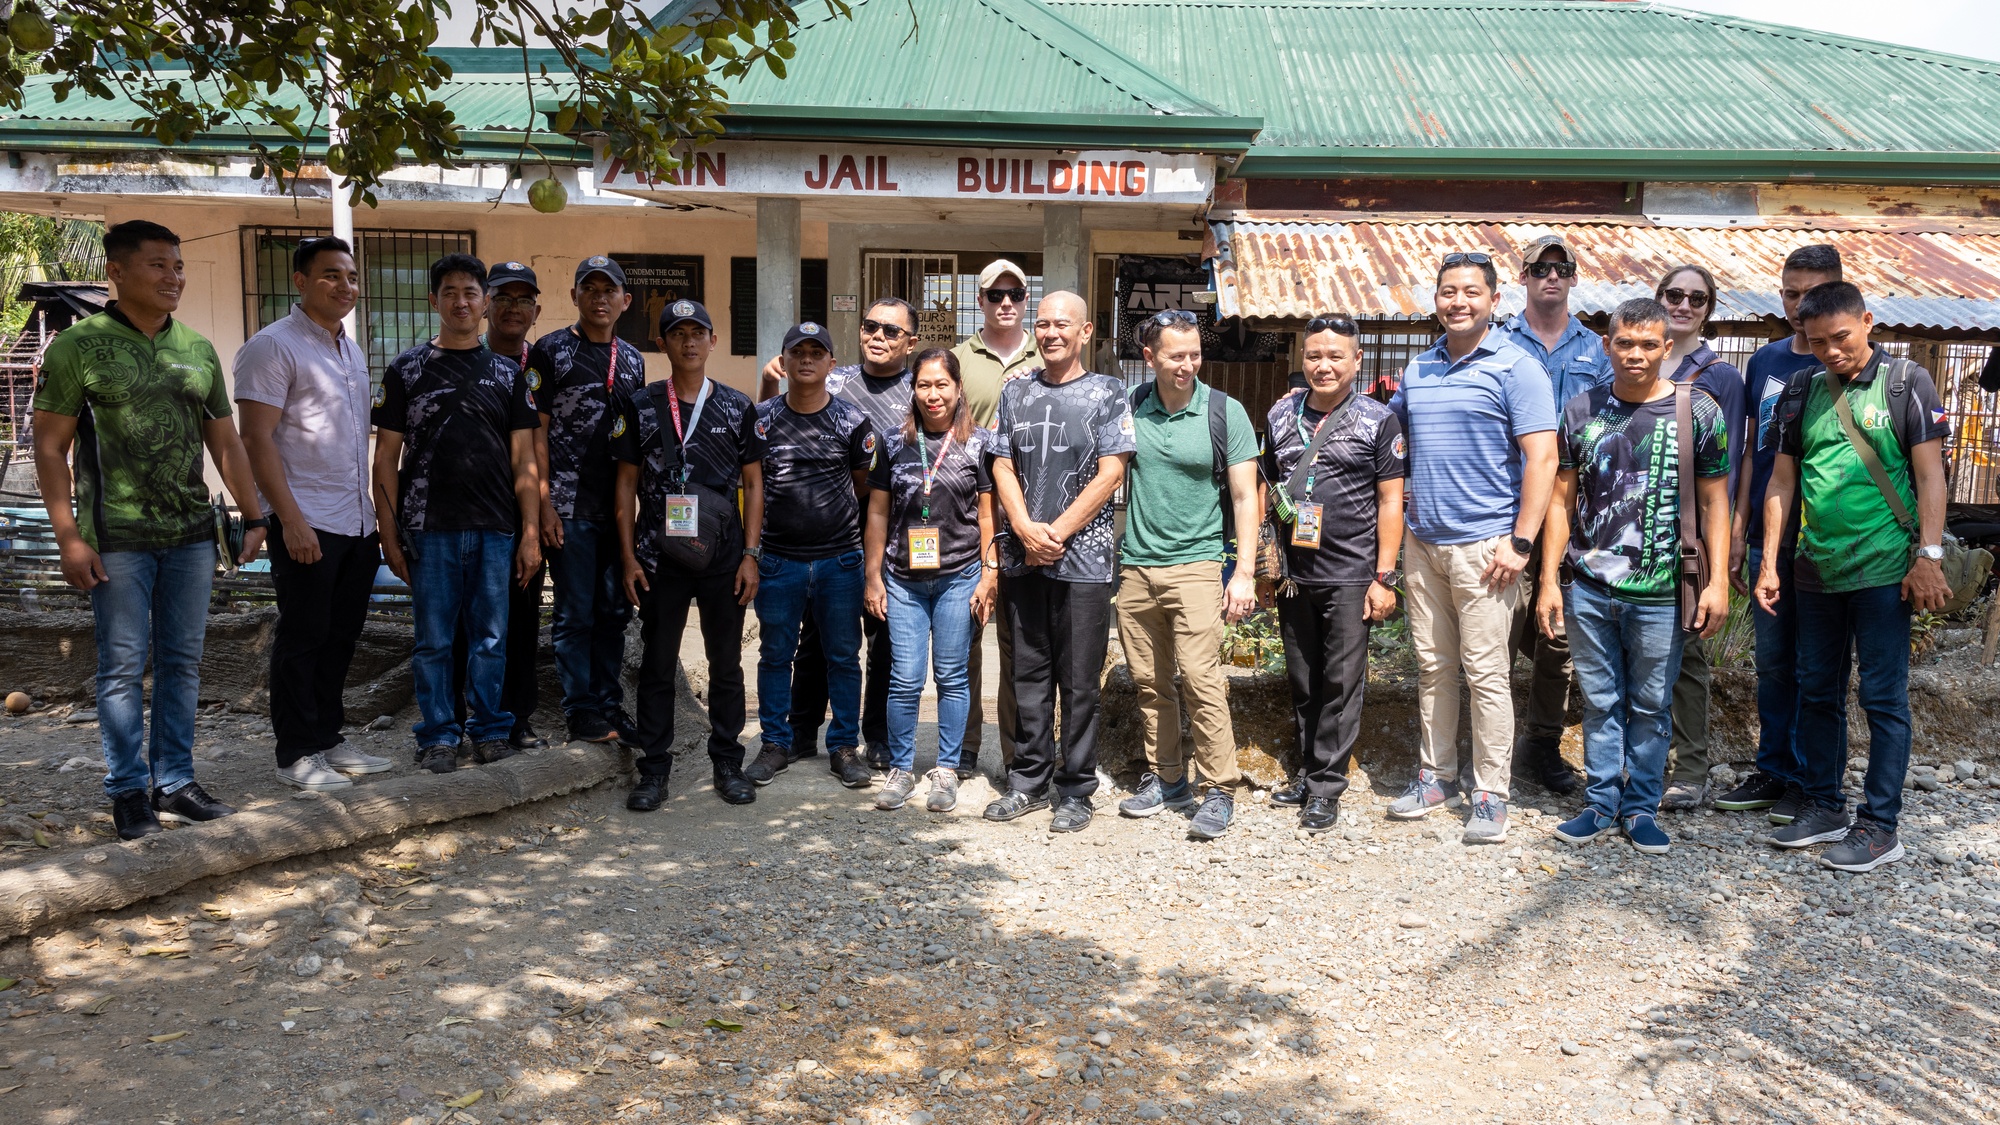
[863,349,997,814]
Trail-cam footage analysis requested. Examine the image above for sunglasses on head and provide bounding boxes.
[859,318,911,340]
[1661,287,1711,309]
[1441,252,1493,268]
[1149,309,1198,327]
[1526,261,1577,279]
[984,286,1029,305]
[1305,313,1359,337]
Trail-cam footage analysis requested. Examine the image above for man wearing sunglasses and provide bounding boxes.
[748,298,918,784]
[1500,233,1610,798]
[1387,251,1560,845]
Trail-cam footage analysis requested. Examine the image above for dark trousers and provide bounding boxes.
[1747,546,1809,784]
[635,566,747,775]
[1278,583,1371,800]
[453,550,542,733]
[790,608,890,755]
[1511,553,1572,746]
[1666,634,1712,784]
[1795,583,1912,830]
[266,517,380,767]
[1003,573,1111,800]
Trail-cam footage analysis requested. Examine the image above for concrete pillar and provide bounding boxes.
[827,222,863,355]
[1042,203,1085,298]
[756,197,801,365]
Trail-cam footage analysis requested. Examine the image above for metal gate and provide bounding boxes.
[864,253,959,350]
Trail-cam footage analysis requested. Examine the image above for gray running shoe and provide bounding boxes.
[1659,778,1707,811]
[1767,802,1851,849]
[924,767,959,812]
[1187,788,1235,840]
[1388,768,1462,820]
[1462,791,1509,844]
[277,752,355,792]
[876,768,917,810]
[323,744,393,775]
[1767,780,1809,825]
[1820,821,1904,873]
[1118,772,1195,818]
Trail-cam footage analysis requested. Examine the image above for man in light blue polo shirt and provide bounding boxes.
[1501,233,1611,798]
[1387,252,1559,845]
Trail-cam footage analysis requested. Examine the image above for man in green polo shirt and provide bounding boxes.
[1112,309,1260,839]
[1755,281,1950,874]
[33,219,267,841]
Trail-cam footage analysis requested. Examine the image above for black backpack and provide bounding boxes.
[1128,381,1238,544]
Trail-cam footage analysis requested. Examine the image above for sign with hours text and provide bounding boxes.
[599,143,1214,205]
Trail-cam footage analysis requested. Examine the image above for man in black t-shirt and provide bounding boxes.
[530,255,646,747]
[372,254,542,774]
[612,300,767,811]
[751,322,879,789]
[776,298,918,776]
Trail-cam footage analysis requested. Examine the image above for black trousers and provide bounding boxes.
[267,517,380,768]
[635,566,747,775]
[453,549,542,732]
[789,608,890,755]
[1278,583,1371,800]
[1003,573,1111,799]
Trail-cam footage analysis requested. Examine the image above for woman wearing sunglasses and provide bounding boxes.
[862,348,998,813]
[1652,264,1747,813]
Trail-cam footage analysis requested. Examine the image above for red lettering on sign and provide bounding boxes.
[985,159,1007,194]
[877,156,898,192]
[1121,161,1146,196]
[695,151,725,187]
[1047,160,1073,194]
[1022,160,1045,195]
[1088,161,1117,195]
[804,155,831,190]
[958,158,980,193]
[830,155,864,191]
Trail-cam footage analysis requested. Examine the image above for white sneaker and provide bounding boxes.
[324,745,394,775]
[277,752,356,791]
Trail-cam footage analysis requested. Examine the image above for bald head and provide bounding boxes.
[1037,290,1087,323]
[1033,289,1093,376]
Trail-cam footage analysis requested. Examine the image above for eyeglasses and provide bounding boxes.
[1441,252,1493,268]
[1526,261,1577,279]
[1305,314,1359,337]
[1660,287,1711,309]
[1149,309,1198,327]
[984,286,1029,305]
[488,294,538,309]
[859,318,912,340]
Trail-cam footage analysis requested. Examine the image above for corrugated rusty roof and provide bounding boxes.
[1209,218,2000,331]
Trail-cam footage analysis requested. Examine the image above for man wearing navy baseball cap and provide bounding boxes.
[750,322,881,789]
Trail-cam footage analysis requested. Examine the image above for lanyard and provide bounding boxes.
[664,379,712,485]
[915,429,953,522]
[1294,396,1338,496]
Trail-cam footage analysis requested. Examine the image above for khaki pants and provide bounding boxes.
[1114,561,1242,792]
[1405,535,1520,797]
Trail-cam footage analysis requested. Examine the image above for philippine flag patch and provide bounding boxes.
[1933,406,1950,426]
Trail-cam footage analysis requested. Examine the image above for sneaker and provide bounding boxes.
[152,782,237,824]
[1624,812,1672,855]
[1659,779,1708,811]
[417,743,459,774]
[744,743,791,786]
[1767,781,1808,826]
[470,738,518,765]
[866,744,893,773]
[1050,795,1095,833]
[1118,772,1196,818]
[1714,771,1788,811]
[1768,802,1852,849]
[1554,806,1617,845]
[1462,791,1509,844]
[509,724,549,752]
[925,767,959,813]
[984,788,1052,822]
[1820,821,1905,873]
[876,768,918,810]
[713,761,755,805]
[1387,768,1462,820]
[955,765,980,783]
[324,745,393,775]
[568,713,619,744]
[628,773,669,812]
[277,752,356,792]
[1299,796,1340,833]
[1270,776,1307,807]
[1188,788,1235,840]
[110,788,163,840]
[830,747,874,789]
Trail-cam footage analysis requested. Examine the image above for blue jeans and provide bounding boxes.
[89,541,214,797]
[1747,546,1810,784]
[547,517,632,723]
[755,551,864,751]
[1566,580,1685,819]
[1795,583,1911,829]
[409,529,515,747]
[885,563,982,772]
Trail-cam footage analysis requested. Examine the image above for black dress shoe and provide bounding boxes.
[628,774,669,812]
[509,724,548,751]
[152,781,237,824]
[713,762,756,805]
[112,788,163,840]
[611,709,641,747]
[1299,796,1341,833]
[1270,776,1307,807]
[866,744,893,772]
[1517,736,1578,795]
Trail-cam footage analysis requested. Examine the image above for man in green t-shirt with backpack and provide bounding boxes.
[1755,282,1951,874]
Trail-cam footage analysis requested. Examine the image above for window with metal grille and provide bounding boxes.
[242,227,476,383]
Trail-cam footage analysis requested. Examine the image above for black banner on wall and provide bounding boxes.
[1115,254,1285,363]
[613,254,705,352]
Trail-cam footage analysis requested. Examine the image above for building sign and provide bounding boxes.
[1116,255,1285,363]
[612,253,704,353]
[600,143,1214,204]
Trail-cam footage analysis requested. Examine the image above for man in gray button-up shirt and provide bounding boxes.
[237,236,394,792]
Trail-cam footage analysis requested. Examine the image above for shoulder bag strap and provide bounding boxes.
[1675,381,1703,630]
[1285,390,1358,503]
[1821,369,1917,533]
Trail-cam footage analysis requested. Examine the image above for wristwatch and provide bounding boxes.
[1375,569,1402,588]
[1510,535,1534,557]
[742,545,763,561]
[243,517,270,531]
[1917,544,1945,562]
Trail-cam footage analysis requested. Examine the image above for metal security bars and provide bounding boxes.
[241,227,475,382]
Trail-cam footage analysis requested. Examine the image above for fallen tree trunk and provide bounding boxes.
[0,744,622,939]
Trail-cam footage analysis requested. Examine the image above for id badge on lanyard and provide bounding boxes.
[1289,401,1333,549]
[664,494,700,537]
[908,430,953,569]
[1291,503,1324,548]
[907,527,942,568]
[662,379,712,540]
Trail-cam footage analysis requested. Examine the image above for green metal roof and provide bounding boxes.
[1045,0,2000,180]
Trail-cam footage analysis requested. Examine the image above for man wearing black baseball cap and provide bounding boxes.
[528,254,645,747]
[751,322,880,789]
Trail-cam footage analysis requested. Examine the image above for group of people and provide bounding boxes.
[33,224,1950,875]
